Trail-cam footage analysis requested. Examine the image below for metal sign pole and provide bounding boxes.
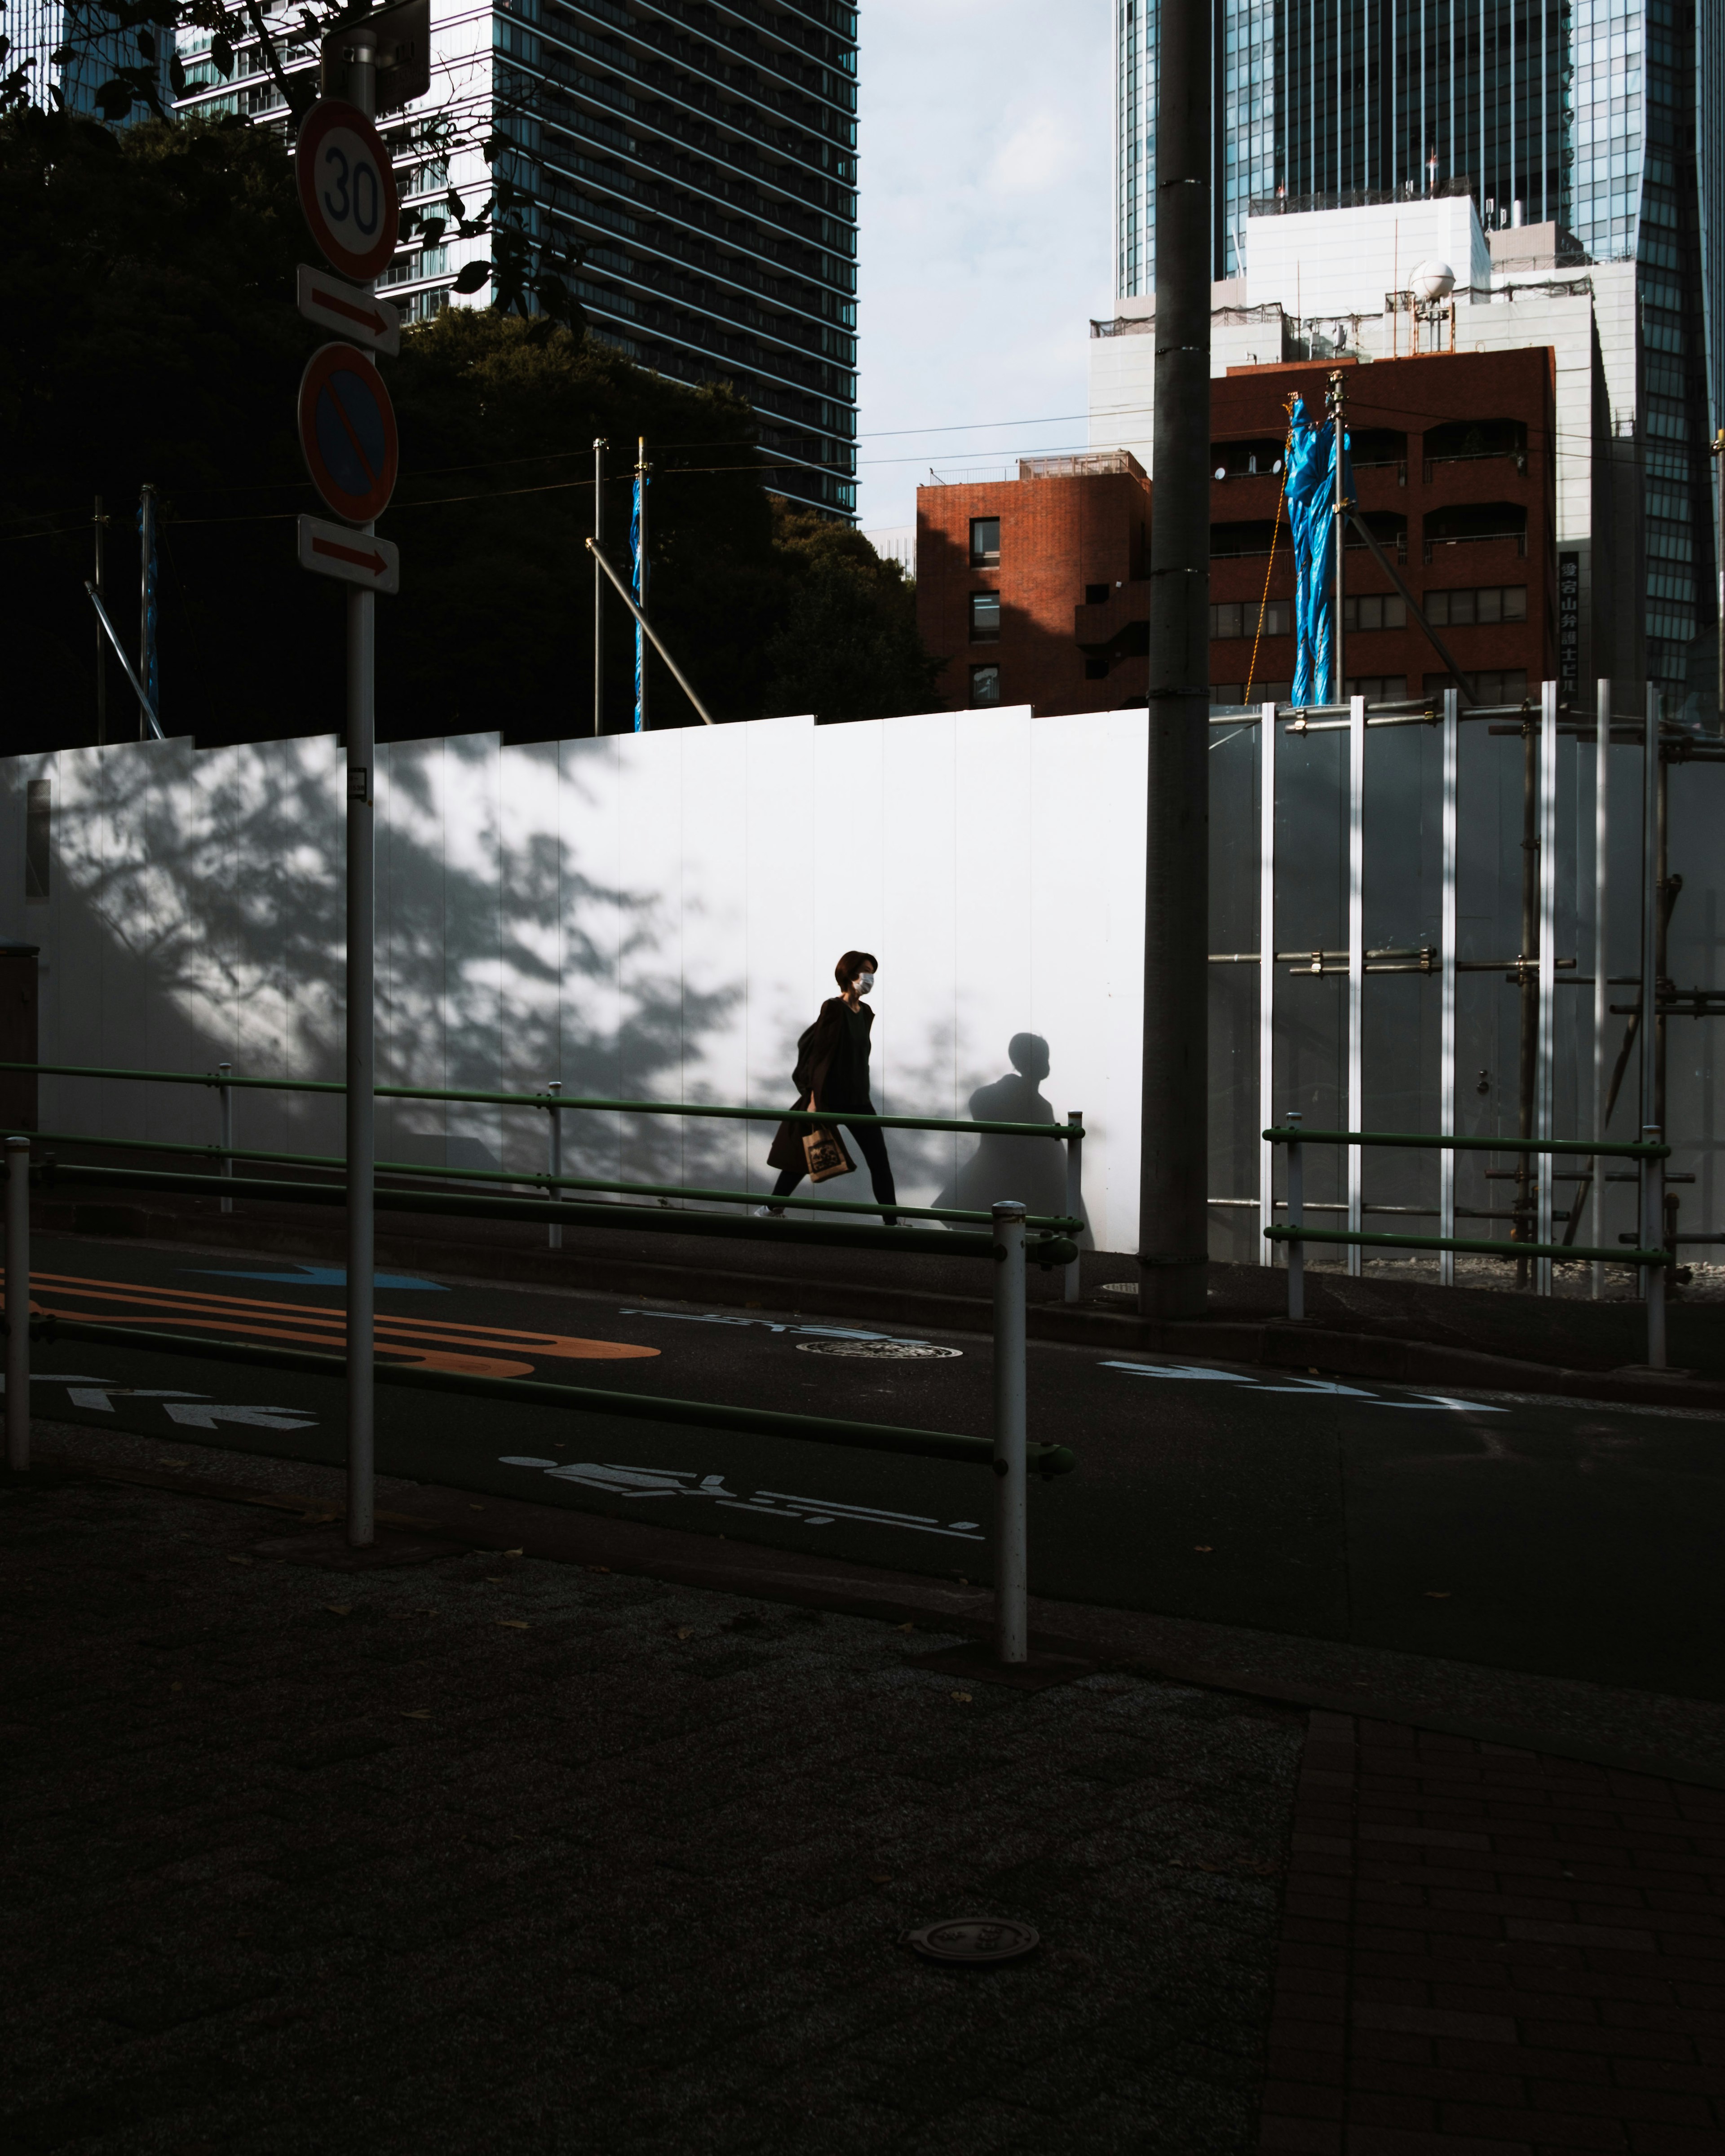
[345,34,380,1548]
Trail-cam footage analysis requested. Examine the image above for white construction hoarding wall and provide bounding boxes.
[2,702,1720,1264]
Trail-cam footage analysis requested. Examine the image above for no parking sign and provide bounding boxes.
[297,340,399,525]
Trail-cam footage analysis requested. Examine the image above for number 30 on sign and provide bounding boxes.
[295,99,399,283]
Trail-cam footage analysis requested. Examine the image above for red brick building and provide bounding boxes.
[915,347,1557,713]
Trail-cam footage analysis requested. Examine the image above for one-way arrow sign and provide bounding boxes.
[296,263,402,355]
[297,513,400,593]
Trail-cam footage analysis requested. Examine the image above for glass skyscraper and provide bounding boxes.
[1116,0,1724,702]
[175,0,858,519]
[11,0,172,119]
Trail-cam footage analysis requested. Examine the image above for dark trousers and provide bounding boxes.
[772,1116,898,1221]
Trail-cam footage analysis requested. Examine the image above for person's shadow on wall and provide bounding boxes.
[935,1033,1089,1237]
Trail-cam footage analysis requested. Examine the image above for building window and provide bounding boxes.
[1340,595,1408,632]
[1085,583,1109,605]
[969,591,1000,643]
[969,664,1001,706]
[1084,658,1110,679]
[969,517,1000,567]
[1424,668,1529,704]
[1211,681,1293,707]
[24,781,49,903]
[1345,676,1409,702]
[1210,600,1291,638]
[1423,586,1528,627]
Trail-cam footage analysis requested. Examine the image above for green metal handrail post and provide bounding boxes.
[1286,1111,1304,1320]
[6,1137,28,1472]
[1643,1122,1666,1369]
[992,1200,1028,1666]
[1062,1113,1083,1304]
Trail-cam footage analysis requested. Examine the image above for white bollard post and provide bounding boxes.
[991,1199,1028,1666]
[546,1082,563,1250]
[1643,1123,1666,1370]
[217,1061,233,1215]
[6,1137,28,1472]
[1063,1113,1083,1303]
[1286,1111,1305,1321]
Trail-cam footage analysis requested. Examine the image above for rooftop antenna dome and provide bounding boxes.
[1410,258,1456,302]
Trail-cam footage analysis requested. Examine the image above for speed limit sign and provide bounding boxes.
[296,99,400,283]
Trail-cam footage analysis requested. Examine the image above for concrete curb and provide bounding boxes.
[40,1443,1725,1793]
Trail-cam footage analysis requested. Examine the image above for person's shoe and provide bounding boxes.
[753,1205,786,1219]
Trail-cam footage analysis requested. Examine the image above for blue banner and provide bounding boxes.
[1285,396,1353,706]
[630,475,650,733]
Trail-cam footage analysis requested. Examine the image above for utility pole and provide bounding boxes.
[1329,370,1348,701]
[1712,429,1724,732]
[93,497,108,746]
[593,437,607,734]
[1137,0,1211,1320]
[632,436,650,733]
[138,482,158,740]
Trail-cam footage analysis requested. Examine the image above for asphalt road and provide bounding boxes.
[18,1233,1725,1701]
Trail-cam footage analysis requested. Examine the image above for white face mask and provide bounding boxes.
[856,971,876,995]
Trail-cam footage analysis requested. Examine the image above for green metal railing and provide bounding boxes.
[0,1060,1076,1141]
[6,1123,1080,1234]
[1,1054,1086,1661]
[1261,1121,1674,1367]
[31,1159,1078,1266]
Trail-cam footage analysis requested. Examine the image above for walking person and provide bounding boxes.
[759,950,899,1223]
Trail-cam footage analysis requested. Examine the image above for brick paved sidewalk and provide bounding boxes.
[1261,1713,1725,2155]
[2,1465,1299,2156]
[5,1457,1720,2155]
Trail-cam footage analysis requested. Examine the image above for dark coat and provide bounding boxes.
[766,998,873,1171]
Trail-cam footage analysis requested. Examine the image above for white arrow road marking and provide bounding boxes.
[66,1387,208,1413]
[161,1404,318,1431]
[1099,1361,1505,1412]
[498,1457,986,1537]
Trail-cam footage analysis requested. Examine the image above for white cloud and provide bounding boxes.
[854,2,1115,532]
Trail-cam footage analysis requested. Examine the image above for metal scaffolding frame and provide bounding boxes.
[1215,679,1724,1301]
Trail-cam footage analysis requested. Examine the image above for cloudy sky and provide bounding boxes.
[854,2,1115,534]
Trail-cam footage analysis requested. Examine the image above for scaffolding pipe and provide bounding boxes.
[1514,708,1539,1284]
[1439,686,1458,1283]
[587,541,716,727]
[1592,676,1610,1296]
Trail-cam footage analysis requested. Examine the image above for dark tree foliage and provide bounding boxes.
[763,507,946,722]
[0,107,937,753]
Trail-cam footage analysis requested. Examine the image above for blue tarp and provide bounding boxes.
[1284,395,1353,705]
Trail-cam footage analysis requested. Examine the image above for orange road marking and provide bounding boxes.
[17,1270,660,1380]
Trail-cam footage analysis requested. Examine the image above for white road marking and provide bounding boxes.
[161,1403,319,1431]
[1098,1361,1506,1412]
[618,1308,938,1348]
[67,1387,208,1413]
[498,1456,985,1538]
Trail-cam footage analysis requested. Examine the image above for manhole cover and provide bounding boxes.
[902,1917,1039,1966]
[1098,1280,1139,1297]
[796,1339,962,1360]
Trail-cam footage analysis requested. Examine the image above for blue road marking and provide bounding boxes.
[186,1263,447,1291]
